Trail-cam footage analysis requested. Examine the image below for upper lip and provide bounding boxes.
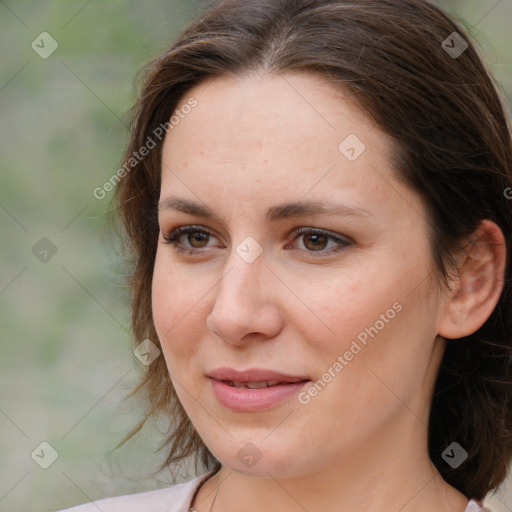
[207,367,311,383]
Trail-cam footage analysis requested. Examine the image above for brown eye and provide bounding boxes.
[162,225,217,253]
[163,225,352,258]
[288,227,353,257]
[188,231,210,248]
[302,233,329,251]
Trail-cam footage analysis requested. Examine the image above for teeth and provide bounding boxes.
[224,380,282,388]
[246,381,271,389]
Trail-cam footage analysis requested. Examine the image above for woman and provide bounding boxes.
[61,0,511,510]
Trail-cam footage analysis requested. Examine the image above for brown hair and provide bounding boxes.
[114,0,512,500]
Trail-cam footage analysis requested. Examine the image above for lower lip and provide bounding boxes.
[210,378,310,412]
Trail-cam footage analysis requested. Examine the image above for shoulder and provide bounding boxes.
[56,471,214,512]
[465,499,493,512]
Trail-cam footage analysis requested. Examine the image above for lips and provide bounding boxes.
[223,380,285,388]
[207,367,311,411]
[207,367,310,383]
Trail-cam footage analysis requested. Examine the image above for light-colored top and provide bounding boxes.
[57,471,492,512]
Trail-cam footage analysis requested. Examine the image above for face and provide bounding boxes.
[152,72,446,478]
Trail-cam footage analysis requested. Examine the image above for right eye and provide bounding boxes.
[162,225,220,255]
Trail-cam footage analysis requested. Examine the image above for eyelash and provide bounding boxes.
[161,224,353,258]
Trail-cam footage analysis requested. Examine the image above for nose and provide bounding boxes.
[206,251,283,346]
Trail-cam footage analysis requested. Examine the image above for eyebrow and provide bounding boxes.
[158,197,371,222]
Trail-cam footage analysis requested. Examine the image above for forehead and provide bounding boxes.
[159,72,412,220]
[164,71,388,160]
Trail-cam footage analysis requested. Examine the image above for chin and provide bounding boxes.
[211,439,314,479]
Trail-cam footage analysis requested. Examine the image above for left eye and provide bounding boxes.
[162,225,352,256]
[287,227,352,255]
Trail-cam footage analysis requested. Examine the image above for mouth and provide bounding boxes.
[207,367,310,384]
[221,379,308,389]
[207,368,312,411]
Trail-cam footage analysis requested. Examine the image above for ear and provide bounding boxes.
[438,219,507,340]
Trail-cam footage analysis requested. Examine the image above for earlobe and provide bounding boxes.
[437,219,507,340]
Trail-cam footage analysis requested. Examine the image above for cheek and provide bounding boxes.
[294,254,436,380]
[151,252,204,369]
[287,260,401,347]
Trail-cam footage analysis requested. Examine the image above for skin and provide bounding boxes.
[152,71,506,511]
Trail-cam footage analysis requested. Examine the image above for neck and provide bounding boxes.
[192,411,469,512]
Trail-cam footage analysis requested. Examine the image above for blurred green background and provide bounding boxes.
[1,1,511,511]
